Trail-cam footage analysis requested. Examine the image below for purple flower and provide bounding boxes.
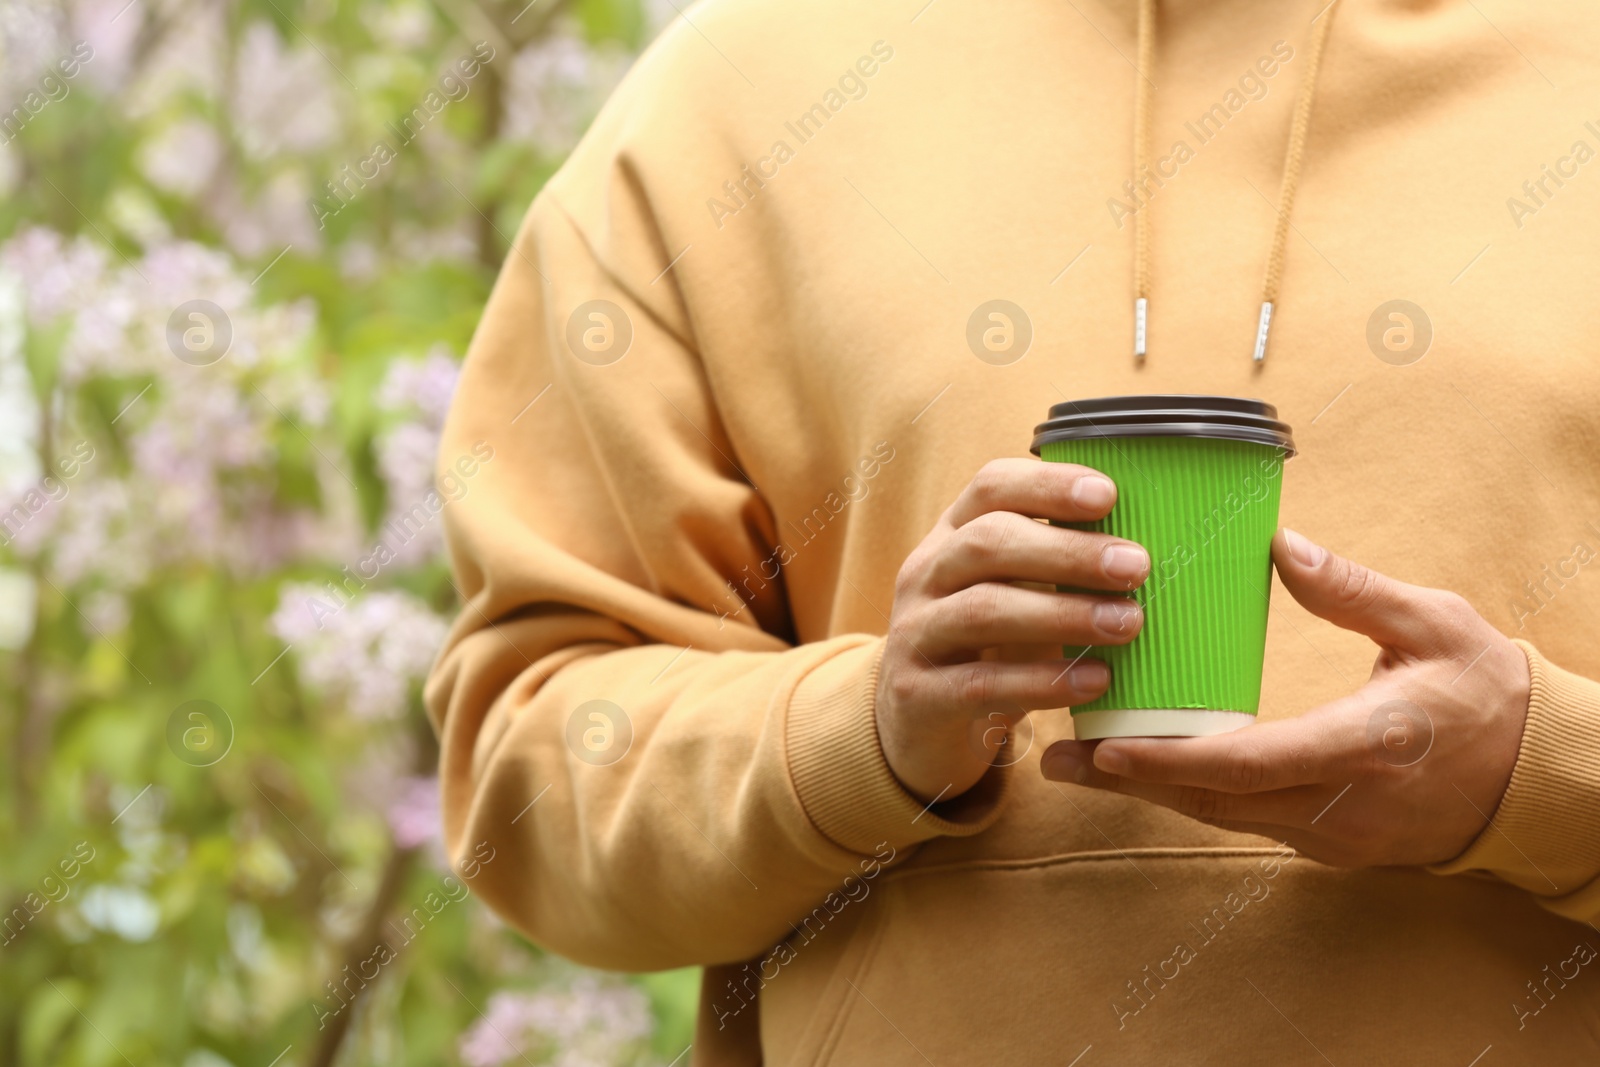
[0,227,109,329]
[372,348,463,566]
[268,585,449,720]
[70,0,144,94]
[217,169,326,259]
[138,119,224,198]
[376,346,461,427]
[231,21,342,160]
[386,774,440,850]
[504,28,631,156]
[0,228,352,593]
[458,976,657,1067]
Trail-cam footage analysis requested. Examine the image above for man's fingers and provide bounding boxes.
[928,511,1148,594]
[890,658,1112,713]
[1082,707,1354,793]
[1272,529,1467,653]
[1041,740,1338,829]
[946,458,1119,528]
[912,583,1143,657]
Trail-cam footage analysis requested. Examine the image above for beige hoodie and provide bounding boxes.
[426,0,1600,1061]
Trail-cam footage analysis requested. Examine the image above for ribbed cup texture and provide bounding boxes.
[1041,437,1285,715]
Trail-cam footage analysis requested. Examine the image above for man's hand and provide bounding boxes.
[1040,529,1532,868]
[876,459,1151,803]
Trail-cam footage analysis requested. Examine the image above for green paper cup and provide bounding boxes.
[1030,395,1296,739]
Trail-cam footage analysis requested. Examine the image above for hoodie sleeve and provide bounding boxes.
[1429,640,1600,925]
[422,170,1006,971]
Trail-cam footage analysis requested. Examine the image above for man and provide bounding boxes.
[426,0,1600,1061]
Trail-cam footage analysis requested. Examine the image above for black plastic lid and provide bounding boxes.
[1030,394,1296,457]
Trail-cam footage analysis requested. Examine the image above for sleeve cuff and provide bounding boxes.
[1430,640,1600,897]
[784,638,1009,855]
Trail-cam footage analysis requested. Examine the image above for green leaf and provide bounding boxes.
[639,967,701,1059]
[20,977,85,1067]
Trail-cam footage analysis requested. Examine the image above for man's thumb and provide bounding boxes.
[1272,529,1449,651]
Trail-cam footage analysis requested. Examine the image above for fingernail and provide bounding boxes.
[1072,474,1116,511]
[1282,529,1325,568]
[1094,744,1130,775]
[1101,543,1149,583]
[1068,659,1110,690]
[1092,599,1142,636]
[1042,750,1089,784]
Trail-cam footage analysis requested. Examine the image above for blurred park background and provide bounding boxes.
[0,0,698,1064]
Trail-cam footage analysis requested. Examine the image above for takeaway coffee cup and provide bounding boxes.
[1030,395,1296,739]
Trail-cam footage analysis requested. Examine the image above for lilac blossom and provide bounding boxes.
[376,346,460,427]
[458,976,657,1067]
[377,419,447,569]
[504,27,631,156]
[0,227,110,330]
[0,227,344,588]
[70,0,142,95]
[343,732,418,822]
[217,168,325,259]
[29,479,147,587]
[121,1,226,118]
[386,774,441,850]
[0,0,63,101]
[269,584,449,721]
[0,271,39,495]
[231,21,343,161]
[138,118,224,199]
[374,347,461,566]
[393,218,479,266]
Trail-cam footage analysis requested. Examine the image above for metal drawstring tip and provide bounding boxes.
[1252,301,1274,363]
[1134,298,1148,359]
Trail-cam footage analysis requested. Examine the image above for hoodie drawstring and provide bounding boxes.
[1132,0,1340,362]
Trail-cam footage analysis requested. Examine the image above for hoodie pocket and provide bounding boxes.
[776,850,1600,1067]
